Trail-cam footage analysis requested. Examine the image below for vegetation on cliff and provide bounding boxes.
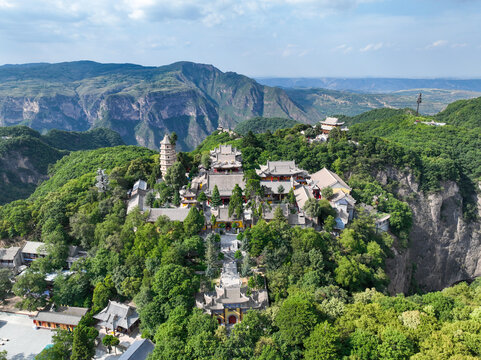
[0,126,124,204]
[234,117,300,135]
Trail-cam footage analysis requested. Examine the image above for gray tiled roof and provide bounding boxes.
[22,241,47,256]
[147,207,191,223]
[260,181,292,194]
[34,306,88,326]
[309,167,351,191]
[207,173,245,197]
[93,301,139,331]
[256,161,307,177]
[0,247,21,261]
[119,339,155,360]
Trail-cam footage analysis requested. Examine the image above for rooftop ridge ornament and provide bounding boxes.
[416,92,422,116]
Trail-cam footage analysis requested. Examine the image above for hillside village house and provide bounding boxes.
[20,241,86,269]
[21,241,47,263]
[33,306,89,331]
[0,247,22,270]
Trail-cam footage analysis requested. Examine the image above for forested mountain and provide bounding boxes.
[0,126,123,204]
[1,61,479,152]
[234,117,300,135]
[2,121,481,359]
[435,96,481,128]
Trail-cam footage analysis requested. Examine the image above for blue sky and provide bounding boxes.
[0,0,480,77]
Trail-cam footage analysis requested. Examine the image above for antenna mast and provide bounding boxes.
[416,93,422,116]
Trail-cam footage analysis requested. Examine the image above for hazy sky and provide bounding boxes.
[0,0,480,77]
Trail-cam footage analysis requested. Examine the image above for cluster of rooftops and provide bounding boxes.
[0,241,86,272]
[127,142,390,233]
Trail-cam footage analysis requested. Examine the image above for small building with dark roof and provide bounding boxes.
[118,339,155,360]
[33,306,89,331]
[94,301,139,334]
[0,246,22,270]
[21,241,47,263]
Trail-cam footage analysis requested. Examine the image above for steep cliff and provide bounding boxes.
[374,166,481,294]
[0,126,124,204]
[0,61,315,151]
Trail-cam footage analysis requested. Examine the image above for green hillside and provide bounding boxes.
[0,126,124,204]
[1,123,481,360]
[234,117,300,135]
[435,96,481,128]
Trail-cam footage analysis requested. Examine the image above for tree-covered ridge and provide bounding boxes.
[1,112,480,359]
[0,126,125,204]
[234,117,300,135]
[348,111,481,219]
[435,96,481,128]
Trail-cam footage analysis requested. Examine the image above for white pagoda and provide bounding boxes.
[160,134,176,178]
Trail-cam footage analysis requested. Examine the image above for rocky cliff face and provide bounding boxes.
[375,167,481,293]
[0,61,316,151]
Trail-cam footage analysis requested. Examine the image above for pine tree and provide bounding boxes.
[241,253,252,277]
[71,325,97,360]
[229,184,244,219]
[211,185,221,208]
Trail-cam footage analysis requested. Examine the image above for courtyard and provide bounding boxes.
[0,312,53,359]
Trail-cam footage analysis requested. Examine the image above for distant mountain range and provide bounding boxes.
[256,77,481,93]
[0,61,480,151]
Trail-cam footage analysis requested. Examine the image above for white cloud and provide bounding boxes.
[451,43,467,48]
[426,40,448,49]
[360,42,383,52]
[333,44,353,54]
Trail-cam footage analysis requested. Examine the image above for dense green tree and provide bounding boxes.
[164,161,187,190]
[36,329,73,360]
[92,275,115,312]
[53,271,91,307]
[70,325,98,360]
[211,185,221,208]
[183,207,205,236]
[377,328,415,360]
[303,321,341,360]
[229,184,244,219]
[274,295,321,346]
[13,271,48,310]
[0,268,12,302]
[102,335,120,354]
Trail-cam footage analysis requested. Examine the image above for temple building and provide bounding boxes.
[210,145,243,173]
[159,134,176,179]
[33,306,88,331]
[179,188,198,208]
[309,167,352,198]
[206,173,246,205]
[196,261,268,325]
[320,117,347,134]
[94,301,139,335]
[256,161,308,183]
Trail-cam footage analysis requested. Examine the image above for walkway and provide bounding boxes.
[0,312,52,360]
